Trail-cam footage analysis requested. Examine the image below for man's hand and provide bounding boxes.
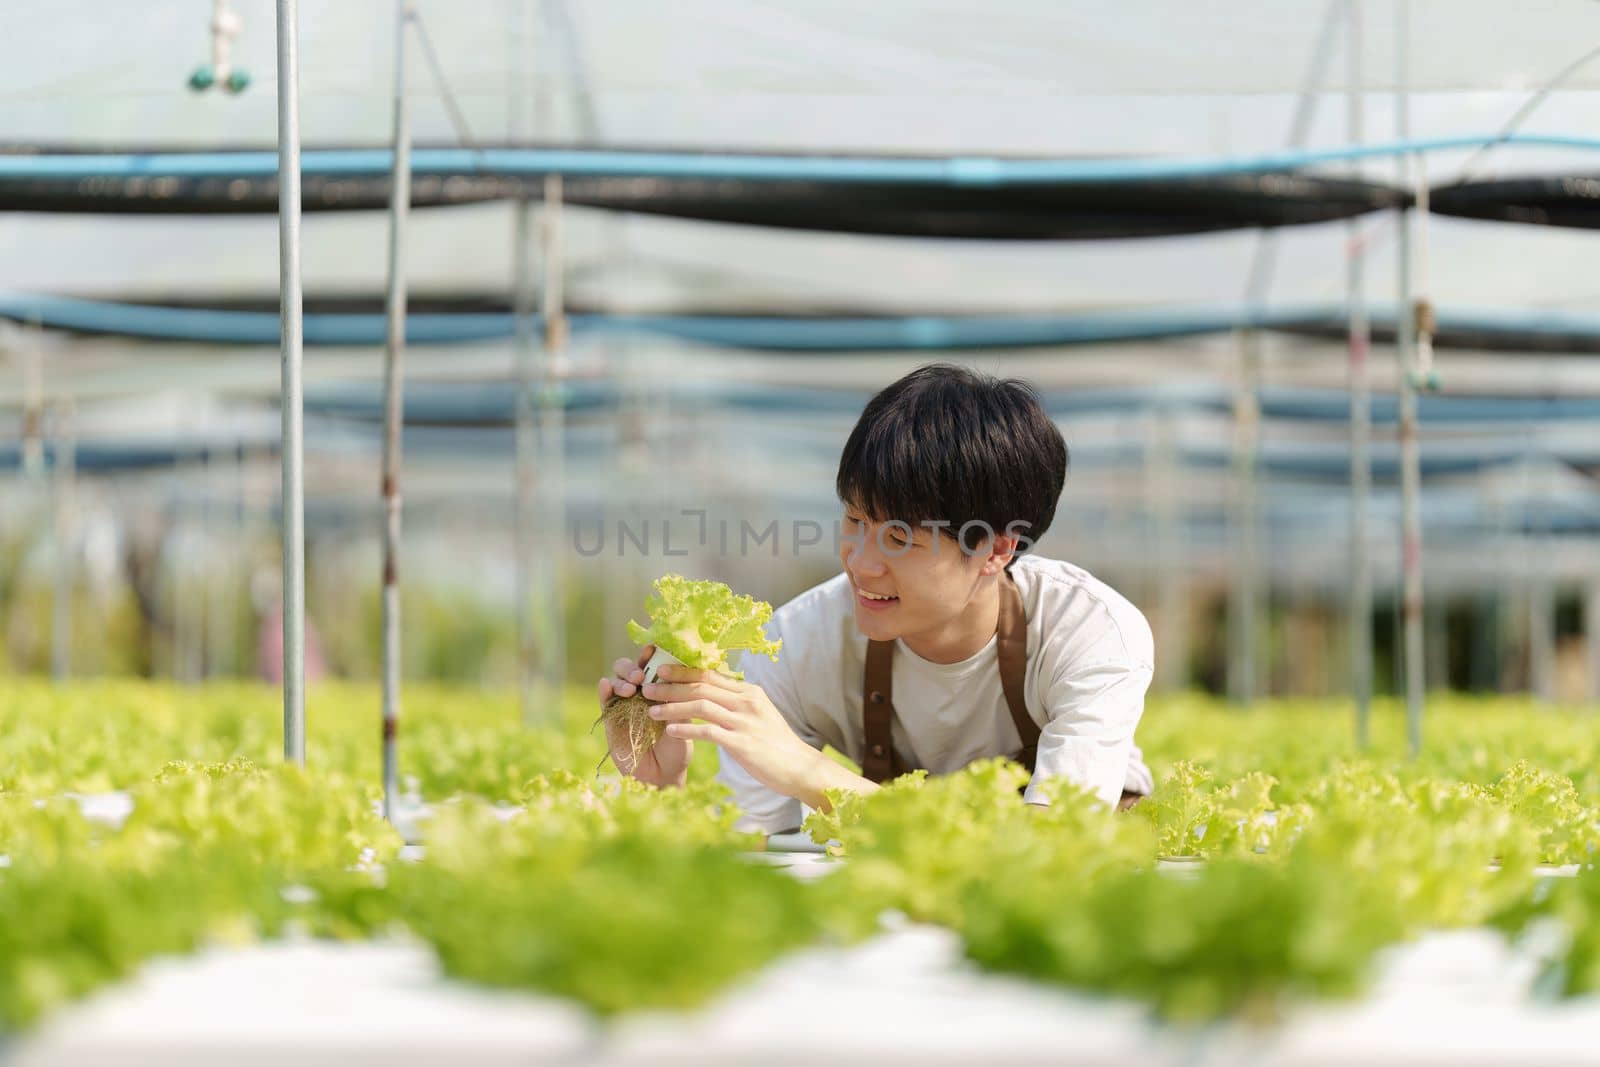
[643,663,876,809]
[598,644,691,789]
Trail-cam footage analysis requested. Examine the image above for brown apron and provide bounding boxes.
[860,571,1142,810]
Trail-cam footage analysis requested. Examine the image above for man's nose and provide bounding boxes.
[845,539,887,577]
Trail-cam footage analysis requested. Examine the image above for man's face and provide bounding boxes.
[838,508,996,642]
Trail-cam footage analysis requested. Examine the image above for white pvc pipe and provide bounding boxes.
[276,0,306,765]
[538,174,569,722]
[511,0,538,726]
[50,399,75,680]
[1150,407,1187,692]
[1347,0,1374,745]
[20,331,43,482]
[1394,0,1425,755]
[1585,577,1600,702]
[513,201,538,726]
[1228,347,1262,704]
[379,0,413,821]
[203,441,218,679]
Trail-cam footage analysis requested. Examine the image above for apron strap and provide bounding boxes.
[996,570,1040,772]
[860,571,1037,784]
[861,635,900,783]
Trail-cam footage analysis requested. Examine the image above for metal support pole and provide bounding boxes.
[170,487,186,681]
[193,412,211,680]
[513,200,538,725]
[222,438,245,676]
[50,399,75,681]
[203,436,238,677]
[204,441,220,679]
[1228,334,1262,705]
[1394,0,1424,755]
[1346,0,1374,746]
[276,0,306,765]
[1151,406,1187,691]
[1526,459,1556,702]
[1585,576,1600,703]
[511,0,538,725]
[1502,457,1528,693]
[180,452,204,684]
[379,0,413,821]
[20,334,44,484]
[537,174,568,721]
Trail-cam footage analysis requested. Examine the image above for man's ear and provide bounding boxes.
[979,532,1018,576]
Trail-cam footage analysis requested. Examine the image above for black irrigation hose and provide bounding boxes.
[0,144,1407,237]
[1429,175,1600,230]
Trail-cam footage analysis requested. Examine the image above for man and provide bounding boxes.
[599,364,1154,834]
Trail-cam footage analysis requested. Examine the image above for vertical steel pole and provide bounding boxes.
[203,440,217,679]
[1228,335,1256,707]
[1585,575,1600,703]
[180,449,204,684]
[512,0,538,725]
[170,483,185,681]
[1347,0,1374,746]
[1228,333,1261,705]
[538,174,568,721]
[1527,458,1556,702]
[205,436,237,678]
[50,399,75,681]
[21,332,43,484]
[514,202,538,724]
[1508,452,1526,692]
[20,329,46,673]
[227,438,246,676]
[1151,405,1187,691]
[194,412,211,680]
[379,0,413,821]
[1394,0,1424,756]
[276,0,306,765]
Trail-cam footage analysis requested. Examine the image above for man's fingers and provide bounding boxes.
[635,644,656,669]
[641,681,741,710]
[609,655,647,698]
[598,677,613,702]
[652,663,743,692]
[649,698,736,729]
[664,721,731,746]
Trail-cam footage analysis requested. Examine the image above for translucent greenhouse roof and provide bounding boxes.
[13,1,1600,149]
[8,1,1600,314]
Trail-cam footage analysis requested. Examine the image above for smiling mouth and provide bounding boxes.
[857,589,899,604]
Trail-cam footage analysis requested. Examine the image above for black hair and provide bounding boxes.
[835,363,1068,564]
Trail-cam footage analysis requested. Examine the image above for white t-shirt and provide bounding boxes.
[716,553,1157,834]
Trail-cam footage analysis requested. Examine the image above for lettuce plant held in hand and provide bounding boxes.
[602,575,783,769]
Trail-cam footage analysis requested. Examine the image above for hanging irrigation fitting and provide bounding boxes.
[188,0,250,94]
[1410,297,1441,392]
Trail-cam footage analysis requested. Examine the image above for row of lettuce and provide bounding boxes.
[3,680,1600,1029]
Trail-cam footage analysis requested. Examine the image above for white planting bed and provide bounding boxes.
[10,792,1599,1065]
[8,918,1600,1067]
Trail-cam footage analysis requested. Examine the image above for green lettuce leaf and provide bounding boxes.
[624,574,782,677]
